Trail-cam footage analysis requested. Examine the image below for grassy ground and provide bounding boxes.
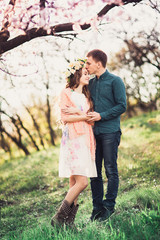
[0,111,160,240]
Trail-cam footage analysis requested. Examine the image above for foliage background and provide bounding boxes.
[0,111,160,239]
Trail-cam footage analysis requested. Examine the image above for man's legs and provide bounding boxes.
[90,135,103,220]
[100,131,121,220]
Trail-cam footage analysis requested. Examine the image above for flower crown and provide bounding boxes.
[64,58,87,82]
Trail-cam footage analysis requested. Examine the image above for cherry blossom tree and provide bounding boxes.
[107,0,160,116]
[0,0,143,55]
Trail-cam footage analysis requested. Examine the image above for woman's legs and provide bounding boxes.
[69,175,78,205]
[65,175,88,205]
[69,175,77,204]
[51,175,88,227]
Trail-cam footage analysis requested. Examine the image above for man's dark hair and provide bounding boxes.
[87,49,107,68]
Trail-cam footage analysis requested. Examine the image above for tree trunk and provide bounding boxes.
[16,114,40,151]
[0,131,12,157]
[25,106,45,148]
[41,52,56,146]
[0,126,30,155]
[46,92,56,146]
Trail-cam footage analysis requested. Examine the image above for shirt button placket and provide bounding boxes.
[95,80,99,110]
[95,80,99,134]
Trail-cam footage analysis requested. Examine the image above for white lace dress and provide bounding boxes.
[59,91,97,178]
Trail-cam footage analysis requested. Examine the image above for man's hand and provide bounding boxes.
[87,112,101,122]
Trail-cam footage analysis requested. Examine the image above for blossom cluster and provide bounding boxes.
[65,58,86,82]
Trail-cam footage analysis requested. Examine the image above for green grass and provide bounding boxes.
[0,111,160,240]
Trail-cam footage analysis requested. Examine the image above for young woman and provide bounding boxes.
[51,59,97,227]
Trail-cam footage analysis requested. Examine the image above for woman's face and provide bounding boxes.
[79,68,90,86]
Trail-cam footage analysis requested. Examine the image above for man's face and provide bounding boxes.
[85,56,99,75]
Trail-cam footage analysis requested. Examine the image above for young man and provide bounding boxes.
[86,49,127,221]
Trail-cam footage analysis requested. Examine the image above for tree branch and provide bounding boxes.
[40,0,46,9]
[149,0,160,14]
[0,0,142,55]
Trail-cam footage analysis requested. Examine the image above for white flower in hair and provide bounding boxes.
[70,68,76,74]
[65,70,71,78]
[69,62,75,68]
[74,61,81,70]
[64,58,87,82]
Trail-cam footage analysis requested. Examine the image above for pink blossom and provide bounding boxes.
[102,0,123,5]
[72,22,82,33]
[90,15,98,31]
[0,0,125,36]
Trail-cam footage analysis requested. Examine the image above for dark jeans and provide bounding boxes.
[90,131,121,211]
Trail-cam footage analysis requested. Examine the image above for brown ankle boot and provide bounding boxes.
[67,204,79,225]
[51,200,72,227]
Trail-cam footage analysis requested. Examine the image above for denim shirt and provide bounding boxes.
[88,70,127,135]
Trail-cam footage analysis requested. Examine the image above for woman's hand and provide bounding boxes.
[87,120,95,126]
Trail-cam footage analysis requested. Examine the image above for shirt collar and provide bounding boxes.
[96,69,109,80]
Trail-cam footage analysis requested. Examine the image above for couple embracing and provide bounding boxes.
[51,49,127,228]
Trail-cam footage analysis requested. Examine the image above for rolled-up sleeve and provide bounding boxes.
[59,89,70,123]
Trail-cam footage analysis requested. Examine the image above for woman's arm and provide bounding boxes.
[62,106,83,115]
[63,113,91,123]
[60,89,92,123]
